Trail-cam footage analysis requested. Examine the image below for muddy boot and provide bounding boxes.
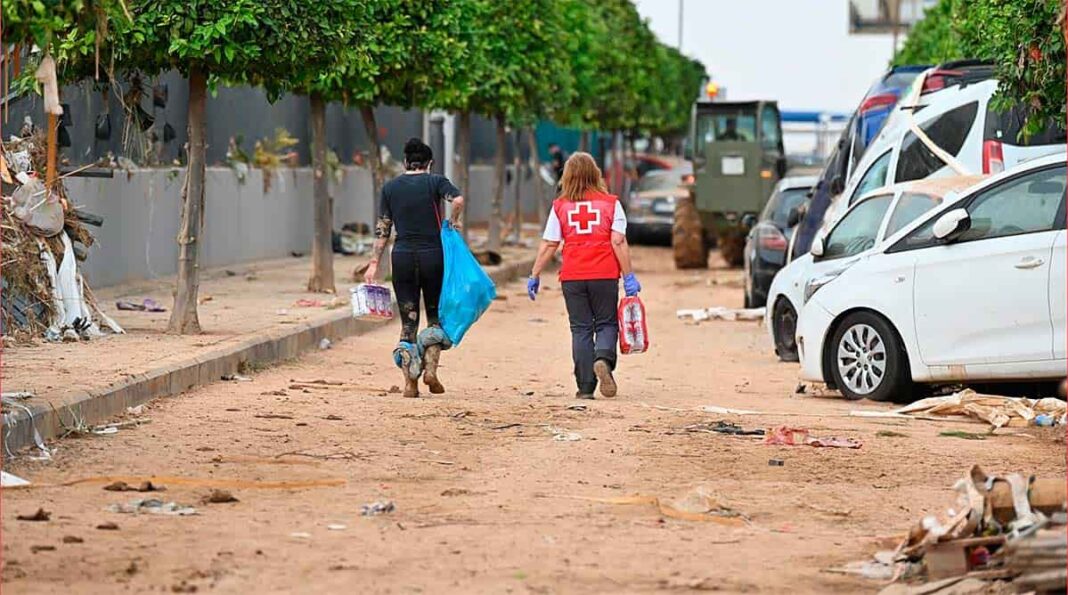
[594,360,617,398]
[423,345,445,394]
[394,346,420,399]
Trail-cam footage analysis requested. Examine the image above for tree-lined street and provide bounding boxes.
[4,247,1063,593]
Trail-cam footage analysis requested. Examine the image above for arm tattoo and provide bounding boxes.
[372,216,392,261]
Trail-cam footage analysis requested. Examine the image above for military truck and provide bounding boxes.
[675,99,787,268]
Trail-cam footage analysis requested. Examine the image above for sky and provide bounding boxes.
[634,0,900,114]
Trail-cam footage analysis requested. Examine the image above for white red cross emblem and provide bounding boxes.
[567,201,600,235]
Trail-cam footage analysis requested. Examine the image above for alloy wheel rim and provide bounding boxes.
[836,323,886,395]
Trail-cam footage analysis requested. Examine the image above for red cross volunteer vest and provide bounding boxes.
[552,191,621,282]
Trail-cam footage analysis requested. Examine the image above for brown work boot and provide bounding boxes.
[423,345,445,394]
[594,360,617,398]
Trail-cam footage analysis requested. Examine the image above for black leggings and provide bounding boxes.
[391,249,444,343]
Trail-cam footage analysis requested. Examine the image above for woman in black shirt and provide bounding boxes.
[366,138,465,398]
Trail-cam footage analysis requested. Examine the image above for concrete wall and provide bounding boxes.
[71,165,551,288]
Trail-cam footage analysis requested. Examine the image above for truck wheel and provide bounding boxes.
[673,195,708,269]
[717,229,746,268]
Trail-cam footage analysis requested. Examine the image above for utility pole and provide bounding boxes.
[678,0,684,50]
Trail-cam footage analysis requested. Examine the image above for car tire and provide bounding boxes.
[828,312,911,402]
[771,298,799,362]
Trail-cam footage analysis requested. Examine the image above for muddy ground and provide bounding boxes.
[3,246,1064,594]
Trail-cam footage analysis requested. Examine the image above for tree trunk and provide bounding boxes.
[360,104,389,276]
[512,129,522,243]
[167,67,207,334]
[488,113,505,252]
[579,130,590,152]
[526,127,548,225]
[360,105,384,219]
[307,93,335,293]
[457,111,472,243]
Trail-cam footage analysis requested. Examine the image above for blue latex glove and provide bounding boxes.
[623,273,641,297]
[527,276,540,301]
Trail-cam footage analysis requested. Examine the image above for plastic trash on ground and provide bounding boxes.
[350,283,393,319]
[618,295,649,355]
[438,222,495,346]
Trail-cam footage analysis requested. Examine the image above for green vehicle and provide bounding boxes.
[677,100,787,268]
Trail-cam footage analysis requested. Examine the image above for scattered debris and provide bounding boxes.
[326,524,347,531]
[295,298,326,308]
[441,488,473,497]
[96,521,119,530]
[939,430,987,441]
[877,430,909,438]
[701,405,760,416]
[201,489,238,504]
[562,486,747,525]
[254,414,294,420]
[676,306,765,322]
[852,466,1067,591]
[222,374,252,382]
[361,501,395,516]
[547,426,582,442]
[566,404,588,412]
[108,498,197,516]
[30,545,56,553]
[318,338,332,350]
[2,391,34,400]
[126,405,145,416]
[768,459,785,467]
[680,421,765,436]
[115,298,166,312]
[16,508,50,521]
[886,389,1067,430]
[103,481,165,492]
[62,535,84,544]
[764,426,862,449]
[2,471,31,487]
[289,532,312,539]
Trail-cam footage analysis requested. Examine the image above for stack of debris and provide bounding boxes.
[845,465,1067,594]
[1,132,122,342]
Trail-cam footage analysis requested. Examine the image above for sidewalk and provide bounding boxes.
[2,247,535,455]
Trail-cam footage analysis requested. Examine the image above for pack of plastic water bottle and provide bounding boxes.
[350,284,394,319]
[618,295,649,354]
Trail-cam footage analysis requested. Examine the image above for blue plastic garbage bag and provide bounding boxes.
[438,222,496,346]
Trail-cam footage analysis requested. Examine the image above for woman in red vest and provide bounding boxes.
[528,152,641,399]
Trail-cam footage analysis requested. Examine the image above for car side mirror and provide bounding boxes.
[741,213,758,230]
[830,175,845,196]
[933,208,970,241]
[787,206,804,227]
[810,235,825,257]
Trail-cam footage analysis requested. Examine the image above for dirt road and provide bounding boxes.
[4,247,1063,593]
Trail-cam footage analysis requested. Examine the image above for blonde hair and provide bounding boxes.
[560,152,607,201]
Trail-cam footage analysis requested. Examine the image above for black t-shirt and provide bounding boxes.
[381,173,461,252]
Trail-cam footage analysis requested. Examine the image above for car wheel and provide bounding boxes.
[771,298,799,362]
[829,312,910,402]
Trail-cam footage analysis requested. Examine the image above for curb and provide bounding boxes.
[2,258,535,456]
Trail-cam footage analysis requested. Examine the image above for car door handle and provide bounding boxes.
[1014,257,1045,269]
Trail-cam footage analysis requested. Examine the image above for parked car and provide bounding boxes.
[791,65,930,259]
[765,175,985,362]
[742,175,818,308]
[625,166,692,245]
[796,154,1066,401]
[818,64,1066,244]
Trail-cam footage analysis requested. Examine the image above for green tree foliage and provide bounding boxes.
[894,0,1065,138]
[2,0,119,51]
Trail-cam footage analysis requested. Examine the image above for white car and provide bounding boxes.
[797,154,1066,401]
[765,175,984,361]
[823,75,1066,232]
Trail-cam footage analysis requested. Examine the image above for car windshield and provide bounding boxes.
[636,174,680,193]
[823,194,894,259]
[761,188,809,227]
